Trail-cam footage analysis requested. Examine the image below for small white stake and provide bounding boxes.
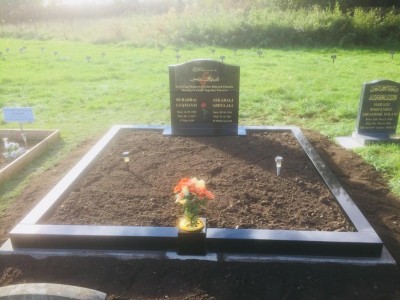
[122,151,130,171]
[275,156,283,176]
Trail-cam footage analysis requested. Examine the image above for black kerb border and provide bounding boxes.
[8,126,384,258]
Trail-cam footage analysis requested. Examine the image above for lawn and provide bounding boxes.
[1,37,400,212]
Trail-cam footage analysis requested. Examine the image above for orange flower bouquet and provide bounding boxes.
[174,177,215,231]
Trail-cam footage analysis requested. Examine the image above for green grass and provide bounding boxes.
[356,144,400,195]
[1,38,400,214]
[3,7,400,49]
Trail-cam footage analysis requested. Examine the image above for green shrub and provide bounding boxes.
[1,5,400,48]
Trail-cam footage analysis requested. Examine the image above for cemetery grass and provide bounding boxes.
[0,130,399,299]
[1,38,400,208]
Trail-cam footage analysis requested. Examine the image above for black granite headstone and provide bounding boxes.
[167,59,242,136]
[354,80,400,144]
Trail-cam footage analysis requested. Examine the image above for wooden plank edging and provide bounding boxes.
[0,130,60,185]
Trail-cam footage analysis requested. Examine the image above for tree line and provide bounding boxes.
[1,0,400,23]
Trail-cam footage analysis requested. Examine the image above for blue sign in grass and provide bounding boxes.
[3,107,34,123]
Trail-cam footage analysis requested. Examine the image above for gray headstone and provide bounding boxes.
[353,80,400,144]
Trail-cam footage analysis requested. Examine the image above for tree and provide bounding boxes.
[0,0,43,23]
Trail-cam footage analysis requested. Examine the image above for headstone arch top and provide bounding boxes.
[167,59,243,136]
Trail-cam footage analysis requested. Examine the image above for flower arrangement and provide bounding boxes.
[174,177,215,231]
[200,102,208,120]
[2,138,25,159]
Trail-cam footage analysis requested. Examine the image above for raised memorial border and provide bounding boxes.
[2,126,392,263]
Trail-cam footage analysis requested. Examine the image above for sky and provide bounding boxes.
[43,0,155,6]
[62,0,112,5]
[44,0,113,6]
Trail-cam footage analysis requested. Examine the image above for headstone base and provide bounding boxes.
[352,132,400,145]
[177,218,207,256]
[163,127,246,136]
[334,136,364,149]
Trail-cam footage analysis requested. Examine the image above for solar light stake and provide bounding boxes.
[19,121,27,147]
[275,156,283,176]
[21,133,27,148]
[122,151,130,171]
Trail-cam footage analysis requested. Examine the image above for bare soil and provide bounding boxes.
[44,130,354,232]
[0,129,399,300]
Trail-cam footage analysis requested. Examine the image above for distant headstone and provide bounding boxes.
[166,59,243,136]
[353,80,400,144]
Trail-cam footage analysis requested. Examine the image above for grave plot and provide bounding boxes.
[2,125,393,264]
[1,107,60,185]
[0,129,60,186]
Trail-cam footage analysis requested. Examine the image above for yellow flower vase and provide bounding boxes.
[179,217,205,232]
